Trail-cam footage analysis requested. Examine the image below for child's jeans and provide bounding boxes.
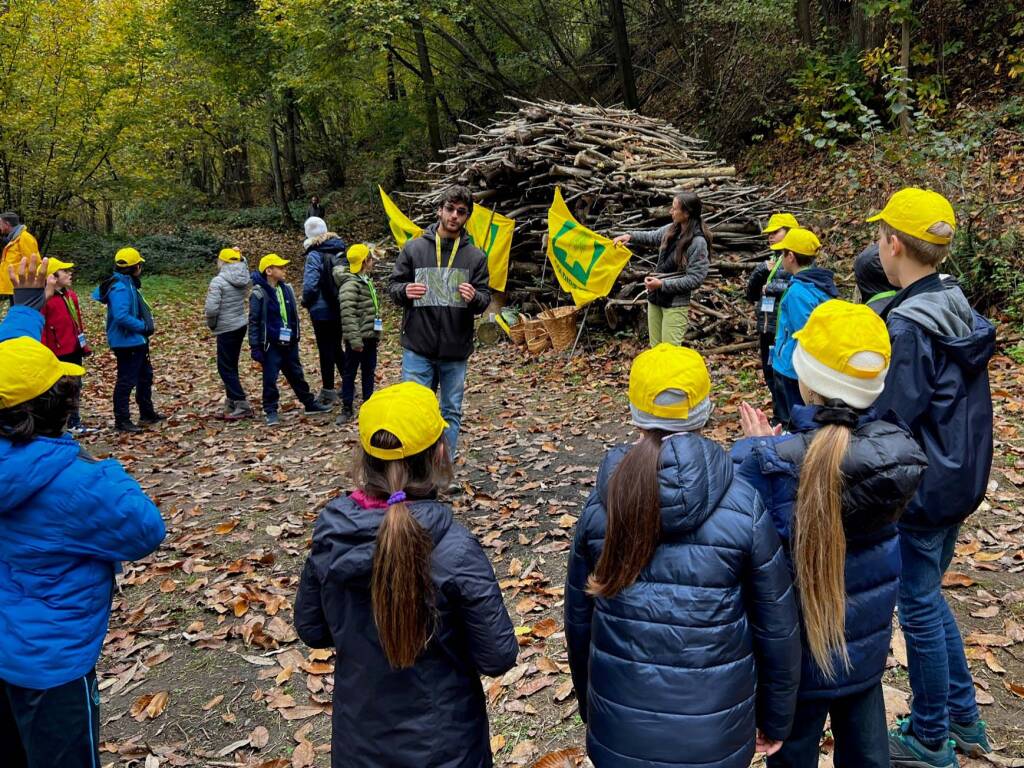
[772,372,804,429]
[768,683,888,768]
[898,524,979,746]
[262,342,315,414]
[341,338,378,406]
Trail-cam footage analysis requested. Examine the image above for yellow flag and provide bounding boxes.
[465,204,515,293]
[379,186,423,248]
[546,187,632,306]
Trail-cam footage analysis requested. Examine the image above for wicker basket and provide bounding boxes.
[509,316,528,347]
[523,318,551,355]
[538,305,579,352]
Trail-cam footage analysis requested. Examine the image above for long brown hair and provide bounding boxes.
[587,430,665,598]
[362,431,453,669]
[793,423,852,679]
[660,192,713,271]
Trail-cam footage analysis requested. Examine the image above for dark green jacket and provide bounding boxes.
[334,265,380,348]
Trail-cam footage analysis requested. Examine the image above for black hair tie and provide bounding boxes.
[813,400,860,429]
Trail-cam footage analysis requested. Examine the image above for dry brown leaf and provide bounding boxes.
[882,685,910,719]
[515,675,555,698]
[130,691,169,721]
[974,550,1007,562]
[215,520,238,534]
[532,618,560,638]
[511,739,537,763]
[202,694,224,711]
[971,605,1001,619]
[232,596,249,617]
[515,597,539,614]
[158,579,177,593]
[531,748,585,768]
[535,656,560,674]
[275,665,295,685]
[292,741,315,768]
[491,734,507,753]
[1007,681,1024,699]
[975,686,995,705]
[500,664,529,687]
[984,651,1007,674]
[557,514,577,528]
[554,679,575,702]
[255,761,290,768]
[943,571,975,588]
[279,705,325,721]
[891,625,908,667]
[250,725,270,749]
[965,633,1013,647]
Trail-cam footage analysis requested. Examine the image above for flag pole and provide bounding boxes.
[566,305,591,361]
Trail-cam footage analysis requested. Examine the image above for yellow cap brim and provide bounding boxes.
[769,242,786,250]
[60,361,86,378]
[865,212,883,223]
[762,225,782,234]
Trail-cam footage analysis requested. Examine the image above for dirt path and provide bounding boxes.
[72,276,1023,767]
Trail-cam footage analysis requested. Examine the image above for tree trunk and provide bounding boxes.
[410,16,442,158]
[223,132,253,207]
[386,42,399,101]
[284,89,304,199]
[797,0,813,45]
[104,200,114,234]
[266,94,296,229]
[899,15,911,135]
[607,0,639,109]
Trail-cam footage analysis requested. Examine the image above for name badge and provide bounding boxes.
[278,326,293,343]
[760,296,776,313]
[373,318,383,332]
[77,332,88,349]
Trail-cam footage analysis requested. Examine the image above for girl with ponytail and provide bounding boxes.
[734,300,927,768]
[294,382,517,768]
[565,343,801,768]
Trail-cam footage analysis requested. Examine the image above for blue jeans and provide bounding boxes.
[772,372,803,430]
[898,524,979,745]
[401,349,467,456]
[112,344,155,423]
[768,683,888,768]
[262,342,315,414]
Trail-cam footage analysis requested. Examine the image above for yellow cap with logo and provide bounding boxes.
[792,299,890,409]
[347,244,370,275]
[114,247,144,267]
[46,258,74,276]
[866,187,956,245]
[218,248,242,263]
[359,382,448,460]
[769,227,821,257]
[258,253,289,274]
[628,344,711,420]
[0,336,85,409]
[762,213,800,234]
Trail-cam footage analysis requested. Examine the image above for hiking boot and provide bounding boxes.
[221,397,235,417]
[139,412,167,426]
[115,420,143,434]
[225,400,253,421]
[266,412,280,426]
[315,388,339,407]
[949,719,992,756]
[335,403,354,426]
[304,402,331,414]
[889,718,959,768]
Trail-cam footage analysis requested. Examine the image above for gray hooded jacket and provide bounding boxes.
[205,260,252,334]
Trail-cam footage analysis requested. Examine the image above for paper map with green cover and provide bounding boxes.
[414,267,468,307]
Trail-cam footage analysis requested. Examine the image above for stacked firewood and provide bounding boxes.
[398,98,799,349]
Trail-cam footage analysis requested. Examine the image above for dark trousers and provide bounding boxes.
[311,318,345,391]
[768,684,888,768]
[215,326,247,402]
[57,350,84,427]
[341,338,378,407]
[0,670,101,768]
[773,371,804,430]
[113,344,155,423]
[758,332,781,419]
[262,342,314,414]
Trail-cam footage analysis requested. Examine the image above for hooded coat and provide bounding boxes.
[293,492,518,768]
[875,274,996,529]
[746,261,792,337]
[623,225,710,308]
[0,305,165,690]
[0,225,40,296]
[388,223,490,361]
[41,288,87,357]
[204,260,251,334]
[335,266,380,347]
[565,434,801,768]
[733,406,927,698]
[772,266,839,379]
[91,271,154,348]
[301,233,347,321]
[249,272,301,351]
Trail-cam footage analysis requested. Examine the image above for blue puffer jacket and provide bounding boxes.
[0,306,166,690]
[294,492,518,768]
[875,274,995,529]
[565,433,801,768]
[733,405,927,698]
[91,271,154,348]
[301,234,347,321]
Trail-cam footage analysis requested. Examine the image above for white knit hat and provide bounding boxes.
[792,345,887,409]
[304,216,327,239]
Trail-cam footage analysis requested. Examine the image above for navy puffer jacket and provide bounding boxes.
[294,493,518,768]
[733,405,927,698]
[565,433,801,768]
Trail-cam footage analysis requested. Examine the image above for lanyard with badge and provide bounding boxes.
[275,285,292,343]
[61,292,88,350]
[435,235,460,268]
[760,260,782,314]
[362,274,383,333]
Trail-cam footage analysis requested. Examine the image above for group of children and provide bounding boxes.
[0,184,997,768]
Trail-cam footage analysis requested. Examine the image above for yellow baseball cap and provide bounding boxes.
[769,227,821,257]
[359,382,448,460]
[866,187,956,245]
[46,258,74,276]
[218,248,242,263]
[114,247,144,267]
[347,243,370,275]
[0,336,85,409]
[258,253,289,273]
[793,300,890,409]
[762,213,800,234]
[628,344,711,420]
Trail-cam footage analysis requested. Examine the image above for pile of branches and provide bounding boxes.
[400,98,798,350]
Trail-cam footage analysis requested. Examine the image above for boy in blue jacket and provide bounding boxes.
[92,247,165,433]
[867,189,997,768]
[770,228,838,428]
[1,255,166,768]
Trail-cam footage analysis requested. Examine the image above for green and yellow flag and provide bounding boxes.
[379,186,423,248]
[466,204,515,293]
[546,187,632,306]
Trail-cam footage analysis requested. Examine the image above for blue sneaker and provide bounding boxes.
[266,412,280,426]
[889,719,959,768]
[949,719,992,756]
